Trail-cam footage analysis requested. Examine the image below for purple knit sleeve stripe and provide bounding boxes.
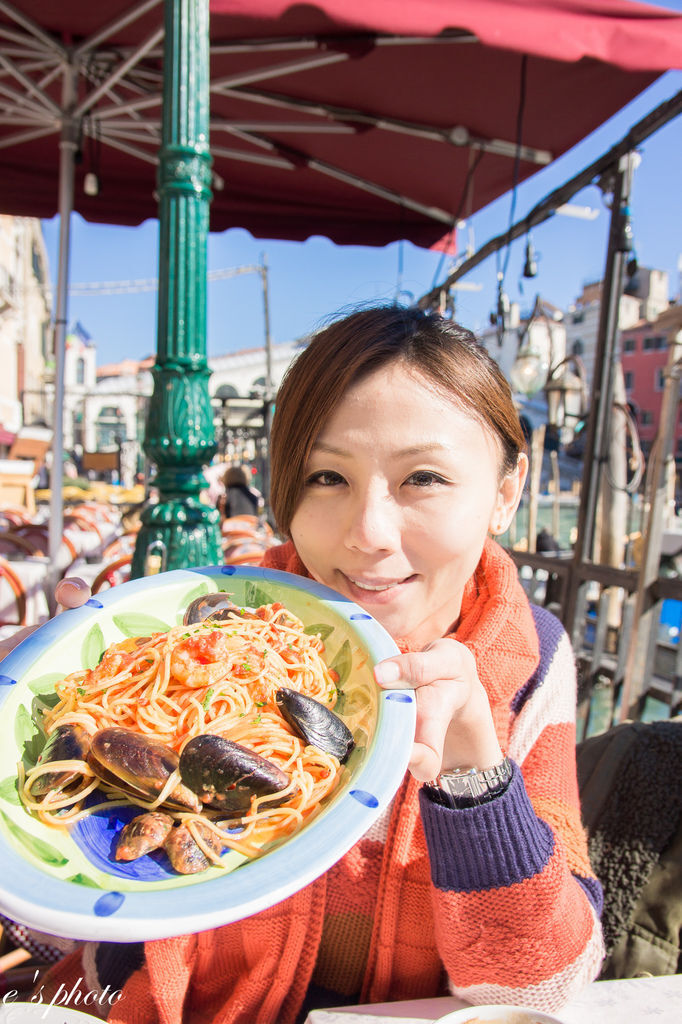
[419,762,555,893]
[573,872,604,916]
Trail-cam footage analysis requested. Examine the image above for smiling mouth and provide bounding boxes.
[346,575,414,592]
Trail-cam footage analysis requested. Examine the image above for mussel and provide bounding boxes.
[275,688,355,763]
[115,811,174,861]
[183,593,256,625]
[164,821,224,874]
[179,734,291,814]
[87,728,202,813]
[30,723,92,798]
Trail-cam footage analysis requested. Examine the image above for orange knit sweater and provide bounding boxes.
[38,539,604,1022]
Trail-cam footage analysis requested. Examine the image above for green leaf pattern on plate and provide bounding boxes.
[81,623,106,670]
[14,704,44,767]
[330,639,352,686]
[28,672,65,696]
[0,776,21,805]
[1,812,69,867]
[66,873,101,888]
[244,582,273,609]
[112,613,171,638]
[304,623,335,641]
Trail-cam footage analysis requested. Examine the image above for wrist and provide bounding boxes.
[426,755,513,809]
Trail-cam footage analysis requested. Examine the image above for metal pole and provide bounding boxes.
[619,330,682,720]
[563,153,637,640]
[131,0,221,576]
[47,68,78,610]
[260,253,273,510]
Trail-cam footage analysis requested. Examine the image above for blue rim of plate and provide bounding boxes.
[0,565,415,941]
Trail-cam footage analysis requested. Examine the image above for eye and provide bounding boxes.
[405,470,447,487]
[305,469,346,487]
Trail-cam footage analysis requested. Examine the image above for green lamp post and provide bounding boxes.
[131,0,222,578]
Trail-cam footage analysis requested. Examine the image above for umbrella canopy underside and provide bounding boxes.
[0,0,680,248]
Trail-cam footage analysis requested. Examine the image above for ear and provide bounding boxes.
[489,453,528,536]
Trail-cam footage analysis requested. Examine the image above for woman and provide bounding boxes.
[6,306,604,1022]
[217,464,262,520]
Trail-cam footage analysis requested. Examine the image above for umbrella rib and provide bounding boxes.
[0,59,61,118]
[210,51,349,92]
[307,157,454,224]
[0,50,60,116]
[74,27,164,120]
[0,1,67,59]
[0,123,55,150]
[222,86,552,166]
[0,78,54,119]
[208,32,477,57]
[72,0,163,61]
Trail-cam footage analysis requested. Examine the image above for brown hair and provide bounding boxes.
[270,305,526,535]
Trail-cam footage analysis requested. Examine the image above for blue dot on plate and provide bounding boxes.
[385,692,414,703]
[85,598,103,609]
[221,565,237,576]
[350,789,379,809]
[0,674,16,686]
[350,613,371,620]
[93,891,125,917]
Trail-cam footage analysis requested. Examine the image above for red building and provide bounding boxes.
[620,304,682,463]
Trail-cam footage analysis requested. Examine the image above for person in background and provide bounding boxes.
[1,306,604,1023]
[217,463,263,520]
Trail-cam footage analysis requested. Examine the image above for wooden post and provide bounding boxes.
[527,425,546,553]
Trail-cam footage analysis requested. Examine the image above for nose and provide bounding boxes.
[344,484,400,554]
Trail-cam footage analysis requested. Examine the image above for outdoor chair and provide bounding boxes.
[91,554,133,594]
[0,556,27,626]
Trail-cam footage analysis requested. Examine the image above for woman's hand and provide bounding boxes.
[0,577,92,664]
[374,637,503,782]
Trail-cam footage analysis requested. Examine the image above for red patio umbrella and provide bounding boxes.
[0,0,680,582]
[0,0,680,248]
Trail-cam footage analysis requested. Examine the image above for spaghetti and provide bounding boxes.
[19,601,351,869]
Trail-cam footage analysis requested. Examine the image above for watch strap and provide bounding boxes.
[426,756,513,808]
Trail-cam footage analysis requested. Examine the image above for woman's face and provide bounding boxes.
[290,361,526,649]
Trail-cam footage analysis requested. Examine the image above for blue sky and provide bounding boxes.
[42,66,682,369]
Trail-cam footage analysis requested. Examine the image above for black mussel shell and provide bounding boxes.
[87,727,201,812]
[179,734,291,814]
[275,688,355,763]
[182,593,253,625]
[31,723,92,797]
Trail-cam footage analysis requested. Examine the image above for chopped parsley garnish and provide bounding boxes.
[202,688,214,709]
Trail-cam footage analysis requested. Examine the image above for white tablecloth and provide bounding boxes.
[305,975,682,1024]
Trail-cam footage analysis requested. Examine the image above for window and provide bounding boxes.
[76,358,85,385]
[640,410,654,425]
[624,370,634,390]
[655,367,665,390]
[643,335,666,350]
[31,243,44,284]
[622,337,636,353]
[571,339,584,356]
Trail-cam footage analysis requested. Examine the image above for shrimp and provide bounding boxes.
[169,630,236,687]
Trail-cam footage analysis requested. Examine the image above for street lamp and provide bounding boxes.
[544,355,588,438]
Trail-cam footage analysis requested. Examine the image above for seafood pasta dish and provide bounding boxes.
[19,599,355,876]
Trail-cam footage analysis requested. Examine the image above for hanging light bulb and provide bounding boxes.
[84,172,100,196]
[523,235,538,278]
[509,339,550,396]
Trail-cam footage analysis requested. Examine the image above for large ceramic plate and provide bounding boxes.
[0,565,414,941]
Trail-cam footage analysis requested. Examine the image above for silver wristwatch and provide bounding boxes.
[427,756,513,808]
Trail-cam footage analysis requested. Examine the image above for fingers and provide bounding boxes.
[0,624,40,663]
[55,577,91,610]
[373,639,475,694]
